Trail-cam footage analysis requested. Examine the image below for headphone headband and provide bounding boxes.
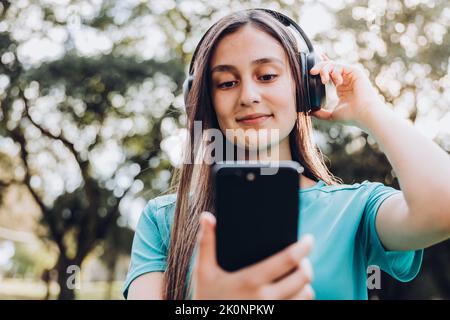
[188,8,314,75]
[184,8,325,113]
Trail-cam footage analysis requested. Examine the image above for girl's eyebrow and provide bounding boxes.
[210,57,284,74]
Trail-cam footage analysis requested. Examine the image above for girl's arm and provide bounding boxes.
[360,102,450,251]
[310,56,450,251]
[127,272,164,300]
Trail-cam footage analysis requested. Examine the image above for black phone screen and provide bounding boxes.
[212,161,300,272]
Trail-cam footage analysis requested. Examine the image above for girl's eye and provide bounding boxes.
[260,74,278,81]
[217,75,278,89]
[218,81,237,89]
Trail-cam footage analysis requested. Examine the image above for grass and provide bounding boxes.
[0,278,124,300]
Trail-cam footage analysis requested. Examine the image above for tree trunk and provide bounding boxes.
[105,264,115,300]
[55,255,77,300]
[104,251,118,300]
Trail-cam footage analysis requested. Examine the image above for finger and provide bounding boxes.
[319,63,334,84]
[341,63,364,83]
[310,61,333,81]
[321,53,330,61]
[309,61,330,75]
[310,109,333,121]
[195,211,218,272]
[268,258,314,299]
[330,65,344,86]
[289,284,315,300]
[240,234,315,284]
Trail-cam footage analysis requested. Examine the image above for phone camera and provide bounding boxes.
[246,172,256,181]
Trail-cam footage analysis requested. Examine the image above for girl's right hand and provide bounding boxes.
[192,211,315,300]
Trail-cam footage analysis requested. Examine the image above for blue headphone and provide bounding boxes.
[182,8,325,114]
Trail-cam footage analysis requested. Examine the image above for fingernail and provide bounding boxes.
[293,235,314,259]
[301,234,315,248]
[300,258,313,280]
[199,212,207,224]
[201,211,215,224]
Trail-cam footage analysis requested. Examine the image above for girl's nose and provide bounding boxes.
[239,79,261,107]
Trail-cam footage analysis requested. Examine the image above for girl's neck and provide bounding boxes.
[234,137,318,189]
[236,137,292,162]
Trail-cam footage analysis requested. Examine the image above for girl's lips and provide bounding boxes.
[237,115,273,125]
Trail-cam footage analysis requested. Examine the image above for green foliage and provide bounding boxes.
[0,0,449,299]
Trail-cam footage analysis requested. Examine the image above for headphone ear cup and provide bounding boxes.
[306,53,325,112]
[299,52,309,113]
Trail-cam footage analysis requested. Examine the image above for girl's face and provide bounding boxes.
[209,25,298,154]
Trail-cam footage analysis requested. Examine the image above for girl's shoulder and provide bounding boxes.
[150,192,178,210]
[142,193,177,227]
[302,179,376,193]
[306,180,398,201]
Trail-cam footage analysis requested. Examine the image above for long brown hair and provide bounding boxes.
[163,9,341,299]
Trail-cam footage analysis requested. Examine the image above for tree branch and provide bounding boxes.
[9,126,65,254]
[22,95,89,173]
[21,93,99,230]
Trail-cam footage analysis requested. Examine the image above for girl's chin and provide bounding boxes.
[235,140,280,152]
[220,126,282,148]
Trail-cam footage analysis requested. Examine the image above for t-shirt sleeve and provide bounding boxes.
[122,199,168,299]
[359,181,423,282]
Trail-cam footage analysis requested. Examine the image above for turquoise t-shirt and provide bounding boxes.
[123,180,423,299]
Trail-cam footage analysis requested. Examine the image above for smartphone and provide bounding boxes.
[212,161,302,272]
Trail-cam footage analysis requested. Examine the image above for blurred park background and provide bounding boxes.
[0,0,449,299]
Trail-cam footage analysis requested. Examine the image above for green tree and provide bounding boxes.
[0,0,184,299]
[1,0,449,300]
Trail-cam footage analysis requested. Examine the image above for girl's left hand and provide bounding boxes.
[309,54,384,126]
